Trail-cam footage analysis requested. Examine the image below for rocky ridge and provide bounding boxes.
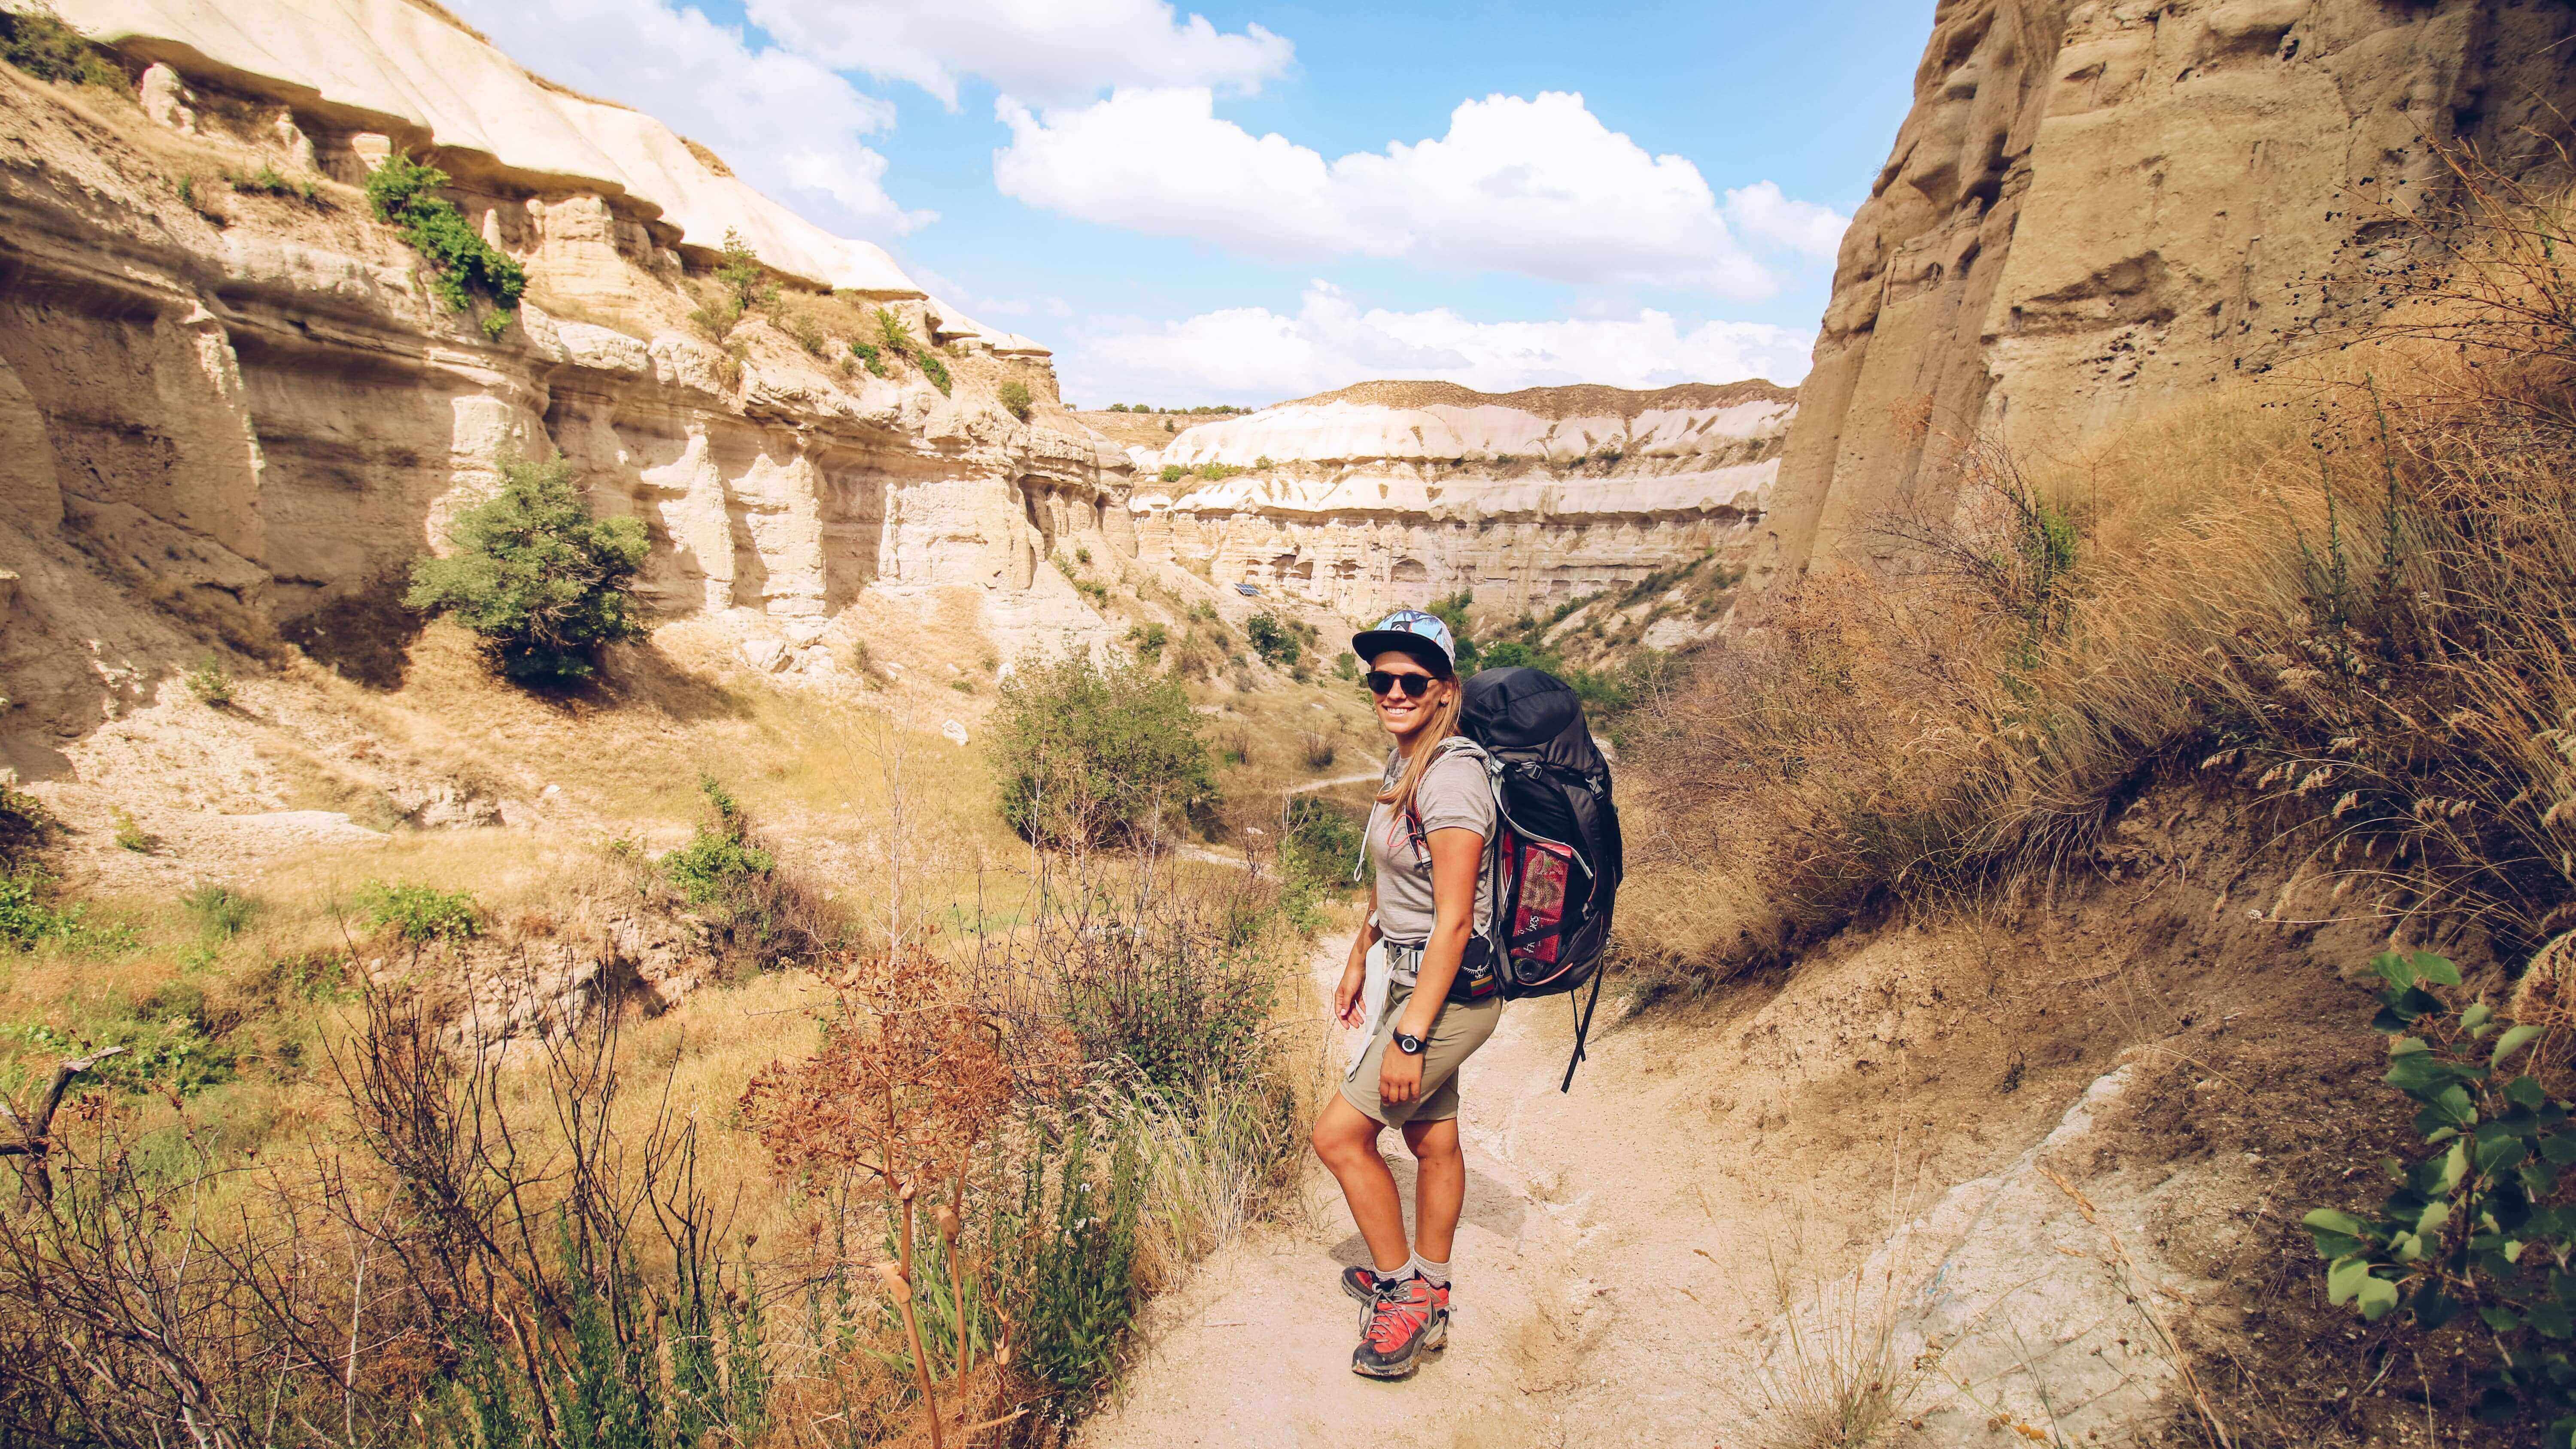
[1758,0,2576,591]
[1126,379,1794,615]
[0,0,1144,776]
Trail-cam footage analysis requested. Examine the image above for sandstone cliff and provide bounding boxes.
[1127,379,1793,615]
[1758,0,2576,589]
[0,0,1133,776]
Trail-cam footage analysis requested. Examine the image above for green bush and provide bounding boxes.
[0,7,124,88]
[655,776,828,971]
[1280,797,1362,892]
[846,338,888,377]
[993,653,1218,849]
[1244,613,1300,668]
[3,1013,232,1098]
[1159,464,1186,485]
[363,154,525,334]
[183,654,234,706]
[0,783,54,864]
[1010,1123,1142,1397]
[714,227,771,312]
[1427,589,1479,670]
[919,349,952,397]
[2304,950,2576,1440]
[999,379,1034,421]
[229,165,316,202]
[355,880,481,944]
[406,453,650,685]
[1126,622,1168,664]
[0,866,131,955]
[182,884,258,940]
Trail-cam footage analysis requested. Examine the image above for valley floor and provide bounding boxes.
[1081,813,2447,1449]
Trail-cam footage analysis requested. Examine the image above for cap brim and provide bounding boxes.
[1352,630,1452,674]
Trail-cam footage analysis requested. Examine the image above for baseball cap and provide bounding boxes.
[1351,609,1457,676]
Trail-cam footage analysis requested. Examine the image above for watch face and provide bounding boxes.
[1396,1033,1425,1055]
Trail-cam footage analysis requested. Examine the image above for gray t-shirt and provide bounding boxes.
[1366,741,1495,967]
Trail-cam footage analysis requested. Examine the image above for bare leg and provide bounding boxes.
[1311,1096,1412,1273]
[1400,1116,1464,1264]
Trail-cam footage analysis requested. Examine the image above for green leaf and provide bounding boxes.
[2390,1051,2463,1096]
[2413,952,2462,986]
[2465,1001,2496,1034]
[2485,1305,2527,1332]
[2391,1034,2432,1057]
[2327,1255,2373,1307]
[2375,952,2419,990]
[2357,1274,2401,1321]
[2498,1024,2546,1068]
[2546,1135,2576,1166]
[2510,1075,2552,1110]
[2532,1300,2576,1340]
[2426,1126,2461,1145]
[2418,1200,2453,1236]
[2443,1140,2470,1193]
[2305,1208,2372,1237]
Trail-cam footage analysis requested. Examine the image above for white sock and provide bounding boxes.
[1410,1253,1450,1288]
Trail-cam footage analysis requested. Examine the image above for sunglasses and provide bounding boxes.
[1365,670,1438,699]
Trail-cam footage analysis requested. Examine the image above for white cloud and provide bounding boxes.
[996,89,1833,297]
[445,0,929,234]
[1063,282,1813,405]
[1724,181,1850,259]
[744,0,1291,109]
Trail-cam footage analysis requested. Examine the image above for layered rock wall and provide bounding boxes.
[0,10,1125,764]
[1132,380,1793,617]
[1759,0,2576,590]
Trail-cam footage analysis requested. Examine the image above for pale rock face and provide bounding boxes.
[137,61,195,133]
[0,0,1118,764]
[1759,0,2576,591]
[1132,380,1792,615]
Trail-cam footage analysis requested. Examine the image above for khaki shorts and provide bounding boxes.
[1340,983,1502,1128]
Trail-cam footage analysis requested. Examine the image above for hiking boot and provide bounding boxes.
[1341,1264,1394,1304]
[1352,1276,1446,1379]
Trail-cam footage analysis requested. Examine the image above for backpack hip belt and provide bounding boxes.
[1380,937,1500,1005]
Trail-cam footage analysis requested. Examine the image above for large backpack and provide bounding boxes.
[1459,667,1623,1091]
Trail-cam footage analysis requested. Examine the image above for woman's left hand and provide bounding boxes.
[1379,1045,1423,1106]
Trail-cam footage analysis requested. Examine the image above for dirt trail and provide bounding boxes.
[1077,934,1857,1448]
[1078,891,2280,1449]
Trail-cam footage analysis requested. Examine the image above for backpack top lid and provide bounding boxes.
[1461,667,1586,753]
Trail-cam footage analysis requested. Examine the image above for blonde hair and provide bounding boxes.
[1376,674,1464,851]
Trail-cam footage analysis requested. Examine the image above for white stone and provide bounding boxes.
[940,719,969,746]
[138,62,196,135]
[738,638,787,672]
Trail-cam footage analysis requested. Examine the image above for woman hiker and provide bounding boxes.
[1309,607,1504,1381]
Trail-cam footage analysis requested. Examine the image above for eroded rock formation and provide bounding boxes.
[1758,0,2576,589]
[0,0,1131,768]
[1129,380,1794,615]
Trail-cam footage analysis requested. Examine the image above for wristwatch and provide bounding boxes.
[1393,1031,1427,1057]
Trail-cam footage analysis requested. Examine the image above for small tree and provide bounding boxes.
[998,380,1033,421]
[407,454,650,685]
[363,153,526,338]
[1244,613,1299,668]
[993,653,1218,849]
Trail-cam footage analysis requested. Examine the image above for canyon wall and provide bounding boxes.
[1129,380,1793,617]
[0,0,1130,767]
[1757,0,2576,591]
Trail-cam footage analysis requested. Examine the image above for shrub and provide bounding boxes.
[111,810,152,854]
[1244,613,1300,668]
[406,453,650,685]
[1280,797,1361,890]
[846,338,888,377]
[1334,652,1358,681]
[1194,463,1243,483]
[1010,1124,1143,1397]
[2303,950,2573,1437]
[0,7,124,88]
[228,165,316,202]
[657,776,829,970]
[999,379,1033,421]
[1160,464,1186,485]
[0,866,130,954]
[182,654,233,706]
[0,782,56,864]
[714,227,771,312]
[1127,623,1169,664]
[1426,589,1479,670]
[362,154,525,331]
[873,307,915,358]
[919,349,952,397]
[180,884,256,940]
[785,315,830,358]
[1299,731,1337,770]
[993,653,1218,849]
[355,880,480,943]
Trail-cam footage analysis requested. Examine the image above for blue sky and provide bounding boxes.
[445,0,1933,405]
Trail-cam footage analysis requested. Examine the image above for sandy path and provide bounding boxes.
[1076,934,1799,1449]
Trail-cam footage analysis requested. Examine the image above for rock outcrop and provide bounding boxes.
[1129,380,1793,615]
[0,0,1132,769]
[1757,0,2576,590]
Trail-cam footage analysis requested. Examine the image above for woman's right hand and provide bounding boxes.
[1334,957,1365,1025]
